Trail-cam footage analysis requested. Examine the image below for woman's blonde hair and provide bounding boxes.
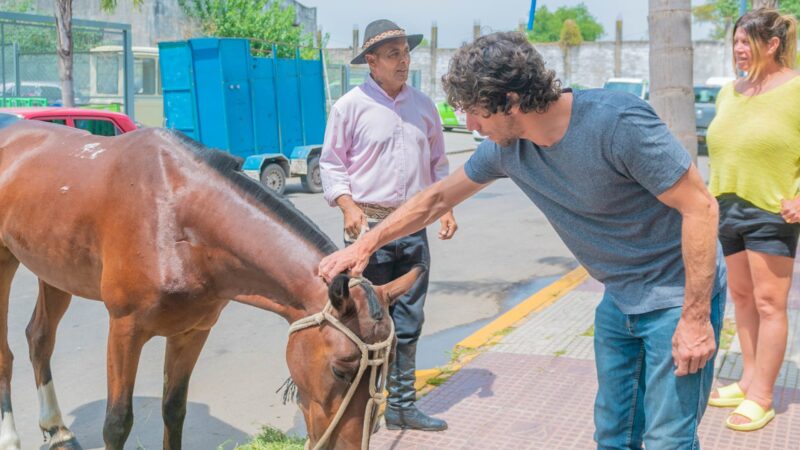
[733,8,797,81]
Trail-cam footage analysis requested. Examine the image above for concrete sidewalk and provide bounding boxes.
[371,262,800,449]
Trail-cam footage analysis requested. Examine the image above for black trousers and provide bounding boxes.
[347,228,430,346]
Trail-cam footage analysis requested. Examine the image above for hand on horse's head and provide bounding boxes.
[318,241,372,283]
[324,264,427,313]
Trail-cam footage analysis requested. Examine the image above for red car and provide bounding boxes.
[0,107,137,136]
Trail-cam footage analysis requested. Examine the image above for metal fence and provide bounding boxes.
[0,11,135,119]
[325,63,421,109]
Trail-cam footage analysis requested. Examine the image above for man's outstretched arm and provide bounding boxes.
[318,166,488,281]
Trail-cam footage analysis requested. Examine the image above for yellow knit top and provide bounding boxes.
[707,77,800,213]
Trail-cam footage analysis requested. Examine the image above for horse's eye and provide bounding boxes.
[331,365,355,384]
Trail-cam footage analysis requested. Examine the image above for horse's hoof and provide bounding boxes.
[46,428,82,450]
[49,437,82,450]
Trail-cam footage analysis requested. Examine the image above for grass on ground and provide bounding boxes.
[229,426,305,450]
[719,318,737,351]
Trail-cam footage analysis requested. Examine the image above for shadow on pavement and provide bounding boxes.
[63,397,250,450]
[423,367,496,415]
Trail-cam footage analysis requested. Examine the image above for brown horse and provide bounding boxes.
[0,121,420,450]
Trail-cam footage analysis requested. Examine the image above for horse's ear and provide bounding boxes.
[328,274,351,312]
[380,264,427,305]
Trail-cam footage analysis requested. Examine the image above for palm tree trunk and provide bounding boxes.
[54,0,74,107]
[648,0,697,160]
[753,0,778,8]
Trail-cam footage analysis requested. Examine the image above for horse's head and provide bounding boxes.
[285,265,424,450]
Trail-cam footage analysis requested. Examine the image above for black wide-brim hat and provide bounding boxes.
[351,19,423,65]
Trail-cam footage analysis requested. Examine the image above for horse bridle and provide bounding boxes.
[287,277,394,450]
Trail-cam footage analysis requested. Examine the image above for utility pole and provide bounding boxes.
[352,25,359,61]
[431,21,438,100]
[614,17,622,77]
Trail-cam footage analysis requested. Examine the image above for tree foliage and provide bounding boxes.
[560,19,584,47]
[694,1,800,40]
[177,0,316,56]
[527,3,604,43]
[0,0,104,53]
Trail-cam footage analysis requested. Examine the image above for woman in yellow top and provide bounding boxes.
[706,8,800,432]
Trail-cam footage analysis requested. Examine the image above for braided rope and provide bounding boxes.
[362,29,408,50]
[289,277,393,450]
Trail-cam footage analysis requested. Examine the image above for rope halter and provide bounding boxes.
[287,277,394,450]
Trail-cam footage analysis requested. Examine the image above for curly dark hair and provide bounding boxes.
[442,32,561,115]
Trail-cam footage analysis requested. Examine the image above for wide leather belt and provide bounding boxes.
[355,202,397,220]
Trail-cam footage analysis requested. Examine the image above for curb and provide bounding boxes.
[414,266,589,391]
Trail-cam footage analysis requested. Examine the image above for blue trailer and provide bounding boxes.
[158,38,327,194]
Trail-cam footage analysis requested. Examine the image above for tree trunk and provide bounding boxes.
[54,0,74,107]
[753,0,778,8]
[648,0,697,160]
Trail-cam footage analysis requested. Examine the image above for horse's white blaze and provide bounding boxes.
[37,381,65,431]
[59,185,69,193]
[0,411,21,450]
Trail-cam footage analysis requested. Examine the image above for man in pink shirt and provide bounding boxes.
[320,19,456,431]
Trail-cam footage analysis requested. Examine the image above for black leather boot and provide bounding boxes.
[384,342,447,431]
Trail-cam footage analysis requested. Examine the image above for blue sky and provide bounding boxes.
[301,0,716,48]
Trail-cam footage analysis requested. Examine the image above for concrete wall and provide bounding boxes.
[326,40,732,102]
[25,0,316,47]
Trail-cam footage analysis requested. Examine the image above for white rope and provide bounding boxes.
[288,277,393,450]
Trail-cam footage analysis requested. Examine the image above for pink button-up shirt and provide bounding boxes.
[320,76,449,208]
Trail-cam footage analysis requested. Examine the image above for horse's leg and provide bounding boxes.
[25,280,81,449]
[162,329,210,450]
[0,249,20,450]
[103,316,149,450]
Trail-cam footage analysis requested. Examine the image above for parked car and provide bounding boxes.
[2,82,86,106]
[694,85,722,156]
[603,77,649,100]
[437,101,466,131]
[0,107,137,135]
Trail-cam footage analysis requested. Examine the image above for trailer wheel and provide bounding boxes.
[260,163,286,195]
[301,156,323,193]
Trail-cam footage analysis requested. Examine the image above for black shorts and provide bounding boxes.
[717,194,800,258]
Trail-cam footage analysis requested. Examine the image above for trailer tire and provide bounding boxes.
[301,156,323,193]
[260,163,286,195]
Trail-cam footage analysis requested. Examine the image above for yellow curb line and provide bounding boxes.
[413,266,589,391]
[456,266,589,349]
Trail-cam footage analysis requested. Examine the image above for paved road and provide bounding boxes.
[3,130,576,449]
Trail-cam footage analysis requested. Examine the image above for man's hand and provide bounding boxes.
[319,240,372,283]
[672,315,716,376]
[780,197,800,224]
[438,210,458,240]
[335,195,367,241]
[343,205,367,240]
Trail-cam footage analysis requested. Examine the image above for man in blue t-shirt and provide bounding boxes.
[319,32,727,449]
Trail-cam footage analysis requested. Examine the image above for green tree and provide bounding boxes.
[693,0,740,40]
[560,19,584,46]
[694,0,800,40]
[527,3,604,42]
[1,0,102,53]
[52,0,141,106]
[178,0,316,57]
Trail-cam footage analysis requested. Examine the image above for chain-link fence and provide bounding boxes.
[324,63,421,110]
[0,12,135,119]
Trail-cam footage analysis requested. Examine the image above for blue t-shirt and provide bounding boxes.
[465,89,726,314]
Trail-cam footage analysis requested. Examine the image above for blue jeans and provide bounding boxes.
[593,291,725,450]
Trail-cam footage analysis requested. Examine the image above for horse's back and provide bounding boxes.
[0,122,188,299]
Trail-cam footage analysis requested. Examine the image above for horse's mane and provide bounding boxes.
[162,129,338,255]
